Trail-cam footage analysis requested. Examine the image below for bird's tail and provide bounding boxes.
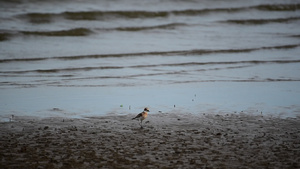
[132,117,136,120]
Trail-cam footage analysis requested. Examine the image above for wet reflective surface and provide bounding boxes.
[0,0,300,118]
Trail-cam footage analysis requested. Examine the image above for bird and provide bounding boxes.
[132,107,150,128]
[10,115,14,122]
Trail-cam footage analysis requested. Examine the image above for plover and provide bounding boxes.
[10,115,14,122]
[132,107,149,128]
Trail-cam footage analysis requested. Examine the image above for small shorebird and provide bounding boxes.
[132,107,149,128]
[10,115,14,122]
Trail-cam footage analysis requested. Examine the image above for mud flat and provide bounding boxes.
[0,112,300,168]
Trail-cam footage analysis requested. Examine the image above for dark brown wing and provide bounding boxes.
[132,112,142,120]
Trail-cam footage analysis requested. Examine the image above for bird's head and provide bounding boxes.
[144,107,150,112]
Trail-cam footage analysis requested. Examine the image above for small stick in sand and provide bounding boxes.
[132,107,150,128]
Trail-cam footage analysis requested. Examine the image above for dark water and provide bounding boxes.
[0,0,300,118]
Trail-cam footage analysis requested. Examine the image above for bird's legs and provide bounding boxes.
[140,120,143,129]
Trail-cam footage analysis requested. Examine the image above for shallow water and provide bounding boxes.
[0,0,300,118]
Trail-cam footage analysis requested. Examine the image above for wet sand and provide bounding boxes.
[1,113,300,169]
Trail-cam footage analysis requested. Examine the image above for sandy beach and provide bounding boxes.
[1,112,299,169]
[1,1,300,168]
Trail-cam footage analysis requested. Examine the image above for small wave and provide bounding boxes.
[57,65,250,81]
[112,23,187,31]
[18,9,233,23]
[223,17,300,25]
[0,66,123,74]
[47,44,300,60]
[174,4,300,15]
[133,59,300,68]
[290,34,300,38]
[63,10,170,20]
[20,13,54,24]
[16,3,300,23]
[1,59,300,75]
[0,33,12,41]
[0,44,299,63]
[254,4,300,11]
[18,11,170,23]
[172,78,300,84]
[21,28,93,36]
[34,78,300,88]
[0,23,184,40]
